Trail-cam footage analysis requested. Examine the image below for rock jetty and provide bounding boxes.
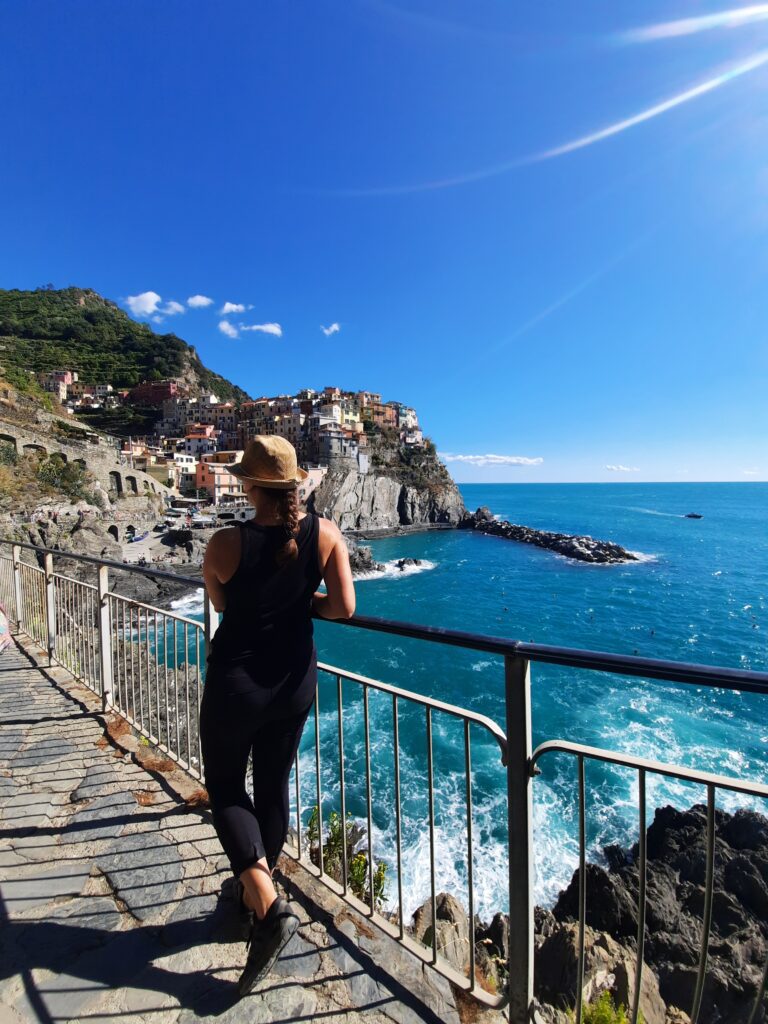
[458,506,639,565]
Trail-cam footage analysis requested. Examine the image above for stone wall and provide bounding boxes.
[0,417,170,499]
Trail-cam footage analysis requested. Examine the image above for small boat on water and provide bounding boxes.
[684,513,703,519]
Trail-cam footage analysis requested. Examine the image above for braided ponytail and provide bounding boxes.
[273,487,300,567]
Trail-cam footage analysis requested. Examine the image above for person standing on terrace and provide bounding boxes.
[201,435,356,997]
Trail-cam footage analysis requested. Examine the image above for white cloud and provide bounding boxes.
[617,6,768,44]
[220,301,253,315]
[743,468,761,476]
[151,315,165,324]
[218,320,239,339]
[187,294,213,308]
[125,291,162,317]
[439,452,543,467]
[124,291,185,318]
[241,322,283,337]
[321,322,341,336]
[605,464,640,472]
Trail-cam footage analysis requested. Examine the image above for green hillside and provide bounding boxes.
[0,286,250,402]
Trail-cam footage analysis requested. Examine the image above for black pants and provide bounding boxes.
[200,645,317,876]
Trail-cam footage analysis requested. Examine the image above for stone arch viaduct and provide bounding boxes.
[0,419,170,502]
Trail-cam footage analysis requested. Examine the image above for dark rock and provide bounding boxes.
[552,802,768,1024]
[723,855,768,918]
[553,863,638,938]
[458,507,638,564]
[345,537,385,576]
[604,844,630,871]
[485,911,509,962]
[395,557,421,570]
[724,809,768,851]
[644,863,681,934]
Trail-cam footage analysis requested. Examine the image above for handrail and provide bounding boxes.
[4,537,767,693]
[2,537,768,1023]
[531,739,768,798]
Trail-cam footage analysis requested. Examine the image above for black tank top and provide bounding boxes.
[209,513,323,669]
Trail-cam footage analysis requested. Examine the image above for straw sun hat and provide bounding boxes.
[226,436,308,490]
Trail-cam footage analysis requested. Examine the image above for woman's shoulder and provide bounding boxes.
[205,525,241,558]
[316,514,343,554]
[314,513,340,535]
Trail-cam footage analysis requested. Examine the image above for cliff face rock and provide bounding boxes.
[553,804,768,1023]
[308,467,465,532]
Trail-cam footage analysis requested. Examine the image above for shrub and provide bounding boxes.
[0,441,18,466]
[306,805,388,909]
[36,454,97,503]
[568,992,644,1024]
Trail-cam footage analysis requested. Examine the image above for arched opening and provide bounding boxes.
[22,443,46,457]
[108,470,123,496]
[126,524,136,539]
[107,525,119,541]
[0,433,17,452]
[52,451,67,463]
[125,475,138,495]
[74,459,87,470]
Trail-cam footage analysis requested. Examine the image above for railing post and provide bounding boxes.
[505,654,534,1024]
[11,544,22,632]
[203,589,218,663]
[98,565,114,709]
[44,552,56,666]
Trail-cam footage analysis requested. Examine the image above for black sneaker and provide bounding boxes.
[238,897,300,997]
[232,877,255,941]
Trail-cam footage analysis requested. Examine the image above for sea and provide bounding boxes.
[171,482,768,921]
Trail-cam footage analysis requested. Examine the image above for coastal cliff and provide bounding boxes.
[308,434,465,533]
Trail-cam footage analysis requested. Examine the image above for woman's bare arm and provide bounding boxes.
[313,521,356,620]
[202,529,239,613]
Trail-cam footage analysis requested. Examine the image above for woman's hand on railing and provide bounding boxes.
[312,590,355,620]
[315,520,356,620]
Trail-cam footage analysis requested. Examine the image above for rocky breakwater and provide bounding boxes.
[406,803,768,1023]
[459,506,639,564]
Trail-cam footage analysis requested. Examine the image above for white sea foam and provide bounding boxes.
[170,588,205,617]
[627,550,657,563]
[628,507,684,518]
[355,559,438,582]
[471,660,494,673]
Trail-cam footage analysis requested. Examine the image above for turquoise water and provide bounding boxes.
[176,483,768,917]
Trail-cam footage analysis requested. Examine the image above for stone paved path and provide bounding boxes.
[0,639,508,1024]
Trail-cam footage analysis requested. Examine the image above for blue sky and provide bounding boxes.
[1,1,766,482]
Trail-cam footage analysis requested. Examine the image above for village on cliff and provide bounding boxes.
[38,371,424,506]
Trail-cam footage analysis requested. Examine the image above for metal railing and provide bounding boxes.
[1,538,767,1024]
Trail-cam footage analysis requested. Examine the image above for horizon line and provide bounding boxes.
[452,479,767,485]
